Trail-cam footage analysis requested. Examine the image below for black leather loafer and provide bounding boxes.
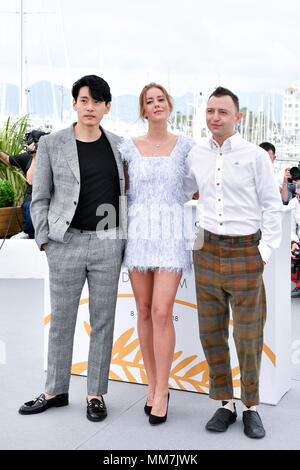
[243,410,266,439]
[291,286,300,298]
[86,397,107,422]
[206,404,237,432]
[19,393,69,415]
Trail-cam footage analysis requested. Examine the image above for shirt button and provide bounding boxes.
[66,221,70,225]
[74,201,77,205]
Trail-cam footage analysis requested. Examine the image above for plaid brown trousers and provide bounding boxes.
[193,229,266,406]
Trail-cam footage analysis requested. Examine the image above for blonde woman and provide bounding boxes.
[119,83,196,425]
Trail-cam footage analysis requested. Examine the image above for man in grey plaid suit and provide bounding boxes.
[19,75,126,422]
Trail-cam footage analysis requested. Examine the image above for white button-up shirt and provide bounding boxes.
[184,132,283,263]
[289,197,300,242]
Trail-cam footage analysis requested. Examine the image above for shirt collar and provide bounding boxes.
[208,132,242,151]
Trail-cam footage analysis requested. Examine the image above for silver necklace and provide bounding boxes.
[147,137,168,148]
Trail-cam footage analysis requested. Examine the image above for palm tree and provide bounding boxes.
[0,116,29,205]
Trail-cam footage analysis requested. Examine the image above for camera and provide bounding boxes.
[291,249,300,275]
[292,249,300,258]
[288,167,300,183]
[24,130,49,154]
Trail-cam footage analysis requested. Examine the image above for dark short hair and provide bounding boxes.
[209,86,239,112]
[290,167,300,181]
[72,75,111,104]
[259,142,276,154]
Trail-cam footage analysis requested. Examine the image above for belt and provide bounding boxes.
[68,227,120,238]
[204,229,261,245]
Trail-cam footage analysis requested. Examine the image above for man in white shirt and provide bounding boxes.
[259,141,276,163]
[259,142,290,204]
[290,183,300,297]
[184,87,282,439]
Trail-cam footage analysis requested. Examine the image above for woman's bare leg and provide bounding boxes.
[151,270,182,416]
[130,269,156,406]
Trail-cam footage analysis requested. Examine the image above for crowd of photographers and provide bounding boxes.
[0,132,300,298]
[259,141,300,298]
[289,180,300,297]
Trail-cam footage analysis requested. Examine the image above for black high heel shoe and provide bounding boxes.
[144,402,152,416]
[149,393,170,425]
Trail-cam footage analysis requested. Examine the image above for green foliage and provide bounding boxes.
[0,179,15,208]
[0,115,29,154]
[0,116,29,205]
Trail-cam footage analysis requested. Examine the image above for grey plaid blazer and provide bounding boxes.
[31,124,126,250]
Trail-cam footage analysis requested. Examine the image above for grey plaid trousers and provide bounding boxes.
[45,228,123,396]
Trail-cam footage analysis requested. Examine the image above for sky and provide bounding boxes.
[1,0,300,98]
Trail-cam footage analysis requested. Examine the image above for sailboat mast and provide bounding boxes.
[20,0,23,116]
[19,0,26,116]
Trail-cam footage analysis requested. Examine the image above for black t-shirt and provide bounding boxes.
[70,132,120,231]
[9,152,32,202]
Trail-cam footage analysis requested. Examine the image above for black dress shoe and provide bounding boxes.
[86,397,107,422]
[291,286,300,298]
[149,393,169,425]
[243,410,266,439]
[19,393,69,415]
[206,404,237,432]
